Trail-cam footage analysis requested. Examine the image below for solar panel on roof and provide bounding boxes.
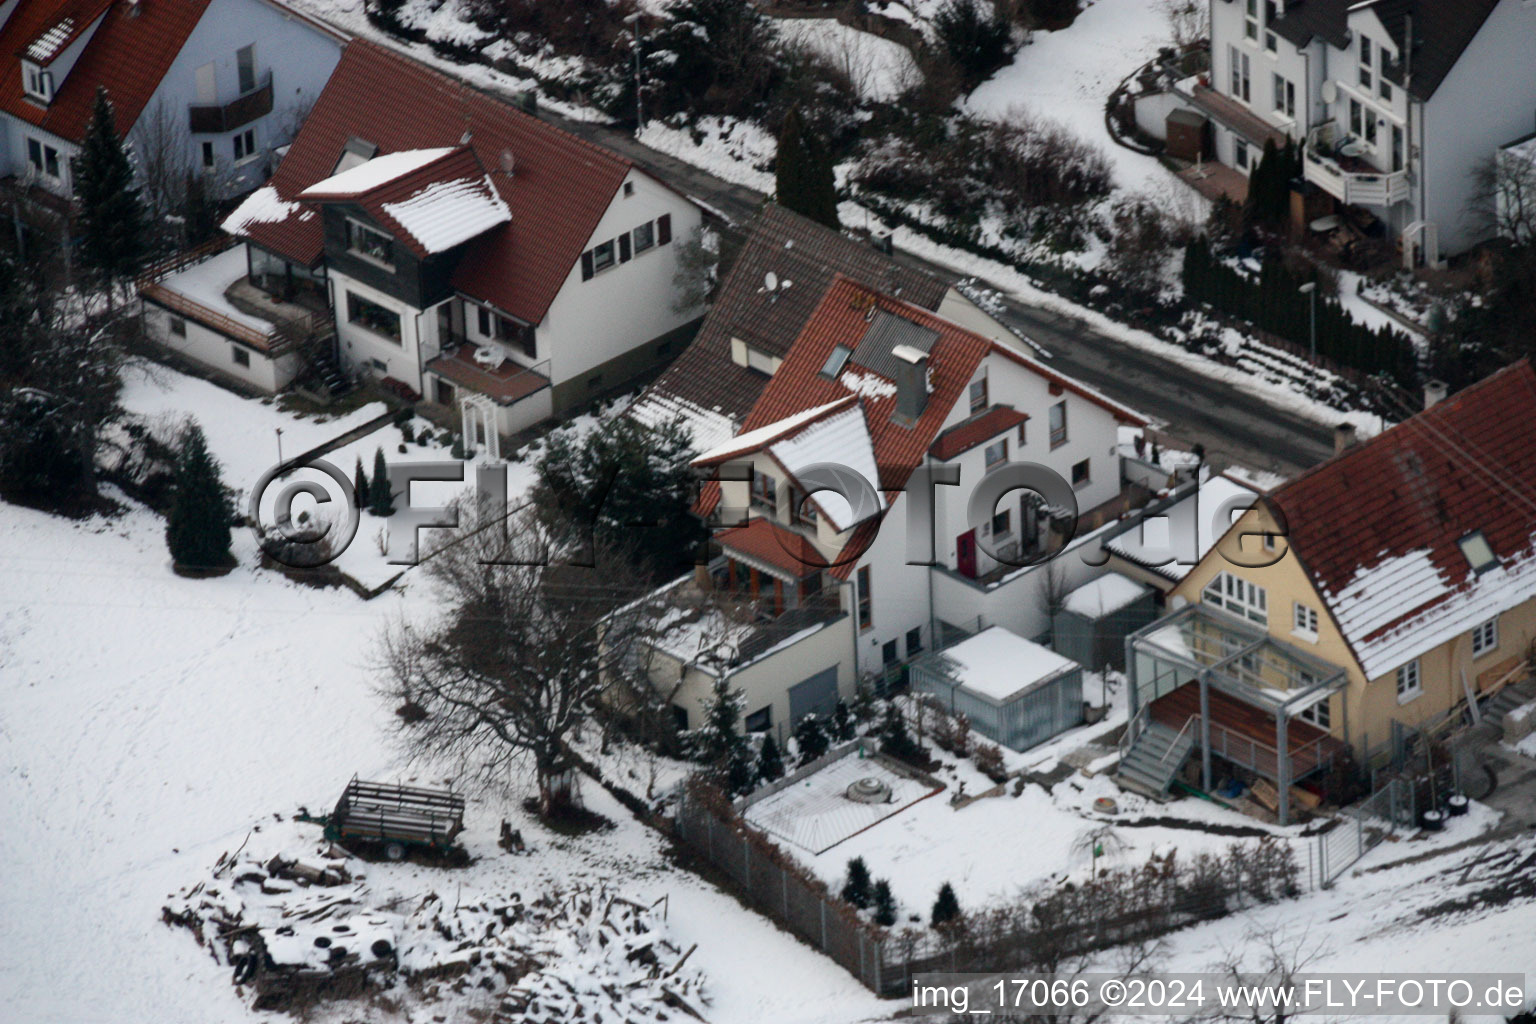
[849,310,939,382]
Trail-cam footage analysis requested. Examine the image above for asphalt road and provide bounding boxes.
[549,114,1339,478]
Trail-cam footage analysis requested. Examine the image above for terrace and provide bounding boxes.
[1304,120,1409,207]
[1124,603,1350,824]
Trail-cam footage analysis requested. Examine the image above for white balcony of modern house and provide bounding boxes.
[1303,121,1409,207]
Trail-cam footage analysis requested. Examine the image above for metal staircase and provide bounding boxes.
[1115,712,1198,798]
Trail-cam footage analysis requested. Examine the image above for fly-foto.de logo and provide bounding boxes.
[249,456,1286,572]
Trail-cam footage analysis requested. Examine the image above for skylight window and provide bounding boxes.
[820,344,853,379]
[1458,531,1499,574]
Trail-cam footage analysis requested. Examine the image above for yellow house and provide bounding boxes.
[1121,361,1536,823]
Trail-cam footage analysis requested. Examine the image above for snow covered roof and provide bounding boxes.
[767,403,885,531]
[1267,361,1536,680]
[1062,574,1149,618]
[941,627,1077,703]
[296,146,512,257]
[223,41,652,323]
[381,174,511,254]
[299,147,458,198]
[221,186,310,238]
[694,398,856,465]
[1106,473,1260,583]
[626,390,738,454]
[626,204,947,450]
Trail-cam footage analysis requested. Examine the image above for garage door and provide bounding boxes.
[788,667,839,724]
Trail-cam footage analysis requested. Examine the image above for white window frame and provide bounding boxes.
[1299,695,1331,730]
[232,127,258,165]
[1203,571,1268,625]
[22,62,52,103]
[346,218,394,269]
[1396,659,1422,703]
[984,439,1007,469]
[1292,601,1319,640]
[1471,617,1498,659]
[1244,0,1259,40]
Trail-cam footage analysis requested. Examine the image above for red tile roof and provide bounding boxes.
[716,517,828,580]
[699,276,995,578]
[0,0,209,145]
[929,406,1028,461]
[231,40,635,326]
[1266,360,1536,674]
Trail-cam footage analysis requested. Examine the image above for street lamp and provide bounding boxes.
[275,427,284,466]
[1298,281,1317,360]
[623,12,644,135]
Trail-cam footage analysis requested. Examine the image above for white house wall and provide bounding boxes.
[147,0,343,195]
[143,303,301,392]
[1419,0,1536,254]
[655,612,857,734]
[538,169,703,387]
[331,269,425,387]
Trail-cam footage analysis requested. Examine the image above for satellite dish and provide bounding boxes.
[781,279,792,290]
[1321,80,1337,104]
[764,271,778,292]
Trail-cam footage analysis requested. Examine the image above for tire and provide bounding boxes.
[384,842,406,862]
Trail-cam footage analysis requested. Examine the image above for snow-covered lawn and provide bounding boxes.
[0,490,888,1024]
[775,17,919,102]
[743,749,943,854]
[966,0,1179,195]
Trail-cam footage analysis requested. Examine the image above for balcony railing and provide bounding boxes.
[1304,121,1409,207]
[189,73,273,134]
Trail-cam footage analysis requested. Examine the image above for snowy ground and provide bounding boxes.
[775,17,919,102]
[743,750,943,855]
[966,0,1179,195]
[0,488,893,1024]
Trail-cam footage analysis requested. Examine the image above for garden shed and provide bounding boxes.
[1053,574,1157,672]
[912,627,1083,752]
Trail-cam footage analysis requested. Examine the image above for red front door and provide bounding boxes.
[957,529,977,579]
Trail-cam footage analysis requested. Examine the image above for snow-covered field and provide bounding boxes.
[966,0,1176,194]
[0,369,886,1024]
[776,17,919,102]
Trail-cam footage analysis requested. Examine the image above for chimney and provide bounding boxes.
[1334,422,1358,455]
[892,344,928,423]
[1423,379,1448,409]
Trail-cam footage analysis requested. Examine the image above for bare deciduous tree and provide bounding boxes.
[1210,927,1330,1024]
[375,507,681,816]
[1159,0,1210,49]
[1468,151,1536,244]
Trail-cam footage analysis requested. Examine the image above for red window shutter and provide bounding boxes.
[657,214,671,245]
[581,250,594,281]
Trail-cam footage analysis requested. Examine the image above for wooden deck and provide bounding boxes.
[1150,683,1347,780]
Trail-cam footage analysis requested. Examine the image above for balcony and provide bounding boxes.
[188,73,273,134]
[1304,121,1409,207]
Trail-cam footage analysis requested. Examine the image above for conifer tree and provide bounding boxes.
[354,457,370,507]
[369,447,394,516]
[831,698,856,742]
[776,107,839,229]
[692,677,749,771]
[872,879,897,926]
[794,712,831,765]
[931,881,961,928]
[165,422,234,571]
[842,856,873,908]
[726,748,758,796]
[756,733,785,783]
[75,87,147,298]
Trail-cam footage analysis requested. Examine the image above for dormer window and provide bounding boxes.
[346,218,393,267]
[22,62,52,103]
[1459,531,1499,574]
